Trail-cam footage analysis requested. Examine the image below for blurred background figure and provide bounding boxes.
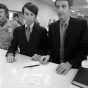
[12,12,21,27]
[10,12,24,29]
[18,12,24,25]
[0,3,13,50]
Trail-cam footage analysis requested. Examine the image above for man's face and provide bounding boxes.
[23,8,36,25]
[0,9,7,22]
[55,0,71,20]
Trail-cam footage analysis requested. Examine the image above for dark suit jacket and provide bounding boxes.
[48,17,88,68]
[7,23,47,56]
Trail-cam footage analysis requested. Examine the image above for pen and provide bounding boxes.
[24,64,40,68]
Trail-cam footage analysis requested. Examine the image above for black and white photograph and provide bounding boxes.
[0,0,88,88]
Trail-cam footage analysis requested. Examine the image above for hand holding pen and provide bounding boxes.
[31,54,50,65]
[39,55,50,64]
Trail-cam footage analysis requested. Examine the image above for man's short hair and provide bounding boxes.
[0,3,9,18]
[22,2,38,16]
[55,0,73,7]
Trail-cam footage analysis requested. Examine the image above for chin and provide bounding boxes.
[59,17,64,20]
[59,16,67,20]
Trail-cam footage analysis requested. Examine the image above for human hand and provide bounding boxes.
[39,55,50,64]
[31,54,41,61]
[56,62,72,75]
[6,53,16,63]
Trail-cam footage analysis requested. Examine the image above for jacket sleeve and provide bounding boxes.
[6,28,19,56]
[68,20,88,68]
[38,27,48,55]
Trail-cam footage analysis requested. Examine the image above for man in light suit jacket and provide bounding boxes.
[48,0,88,74]
[0,3,12,49]
[6,2,48,63]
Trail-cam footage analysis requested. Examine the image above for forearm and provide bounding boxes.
[68,51,87,68]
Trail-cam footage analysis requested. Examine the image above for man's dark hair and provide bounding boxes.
[22,2,38,16]
[55,0,73,8]
[0,3,9,18]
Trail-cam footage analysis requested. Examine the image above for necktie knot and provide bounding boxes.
[60,22,67,30]
[25,26,30,31]
[25,26,31,42]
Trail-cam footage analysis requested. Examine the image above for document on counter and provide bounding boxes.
[72,67,88,88]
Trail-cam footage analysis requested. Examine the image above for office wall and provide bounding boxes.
[37,3,58,28]
[1,0,88,28]
[0,0,58,29]
[0,0,30,11]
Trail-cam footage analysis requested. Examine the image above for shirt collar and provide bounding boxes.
[60,16,70,26]
[25,22,34,32]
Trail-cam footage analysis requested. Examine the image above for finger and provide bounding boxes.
[40,56,48,64]
[6,58,10,63]
[13,57,16,62]
[45,56,49,62]
[32,56,38,61]
[32,54,41,61]
[11,59,13,63]
[9,57,13,63]
[56,63,63,71]
[39,58,44,64]
[6,56,11,63]
[62,66,71,75]
[7,58,11,63]
[56,63,65,74]
[42,56,46,62]
[62,69,69,75]
[7,57,14,63]
[56,67,65,74]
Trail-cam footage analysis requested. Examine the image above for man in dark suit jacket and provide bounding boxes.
[6,2,48,63]
[48,0,88,74]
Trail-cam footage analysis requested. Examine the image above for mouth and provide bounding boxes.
[0,16,3,18]
[58,12,64,16]
[58,14,65,19]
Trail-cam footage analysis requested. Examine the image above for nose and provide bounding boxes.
[58,7,64,12]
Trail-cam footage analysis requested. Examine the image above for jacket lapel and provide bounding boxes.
[64,17,76,56]
[53,20,60,49]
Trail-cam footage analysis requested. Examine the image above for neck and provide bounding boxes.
[60,16,70,23]
[25,22,34,31]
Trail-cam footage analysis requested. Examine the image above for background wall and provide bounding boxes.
[0,0,88,28]
[0,0,58,28]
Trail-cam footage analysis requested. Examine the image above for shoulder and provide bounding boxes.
[14,25,24,31]
[13,25,25,34]
[49,20,59,27]
[70,17,87,25]
[34,23,47,33]
[48,20,59,30]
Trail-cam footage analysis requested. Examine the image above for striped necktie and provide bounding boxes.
[25,26,31,42]
[60,22,67,62]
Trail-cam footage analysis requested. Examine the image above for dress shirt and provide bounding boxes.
[25,23,34,42]
[60,17,70,62]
